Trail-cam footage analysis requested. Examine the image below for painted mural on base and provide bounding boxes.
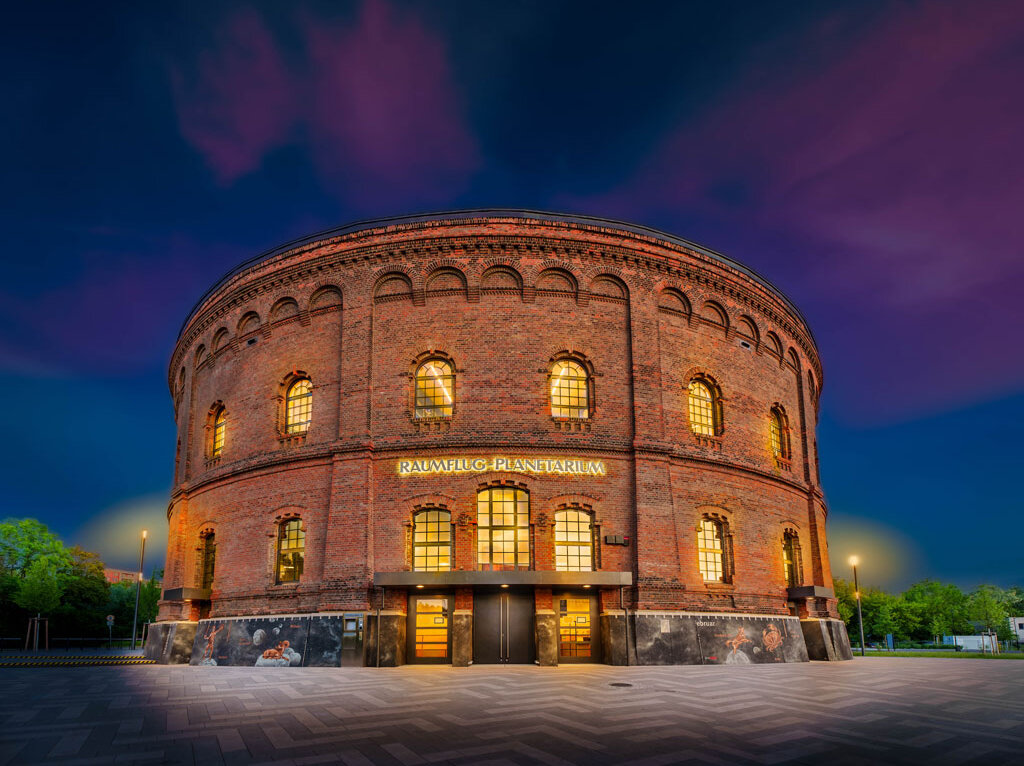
[189,615,359,667]
[631,614,808,665]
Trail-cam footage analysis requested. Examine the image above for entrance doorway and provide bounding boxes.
[408,595,451,664]
[557,592,599,663]
[473,588,536,664]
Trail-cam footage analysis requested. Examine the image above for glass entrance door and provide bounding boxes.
[558,594,598,663]
[410,596,451,663]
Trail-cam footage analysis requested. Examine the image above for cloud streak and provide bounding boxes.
[172,1,479,210]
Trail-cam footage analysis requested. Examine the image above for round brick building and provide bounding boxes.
[149,211,852,667]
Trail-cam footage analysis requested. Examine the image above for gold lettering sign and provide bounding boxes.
[397,457,606,477]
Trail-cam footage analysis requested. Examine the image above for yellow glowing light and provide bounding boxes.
[848,555,860,566]
[550,360,588,419]
[142,530,148,539]
[397,456,606,477]
[416,584,424,589]
[500,584,509,589]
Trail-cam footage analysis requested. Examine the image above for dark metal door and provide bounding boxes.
[473,588,536,664]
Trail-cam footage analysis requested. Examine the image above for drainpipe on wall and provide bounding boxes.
[376,586,384,668]
[620,586,630,667]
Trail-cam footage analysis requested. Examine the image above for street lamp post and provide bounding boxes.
[131,530,148,651]
[850,555,865,657]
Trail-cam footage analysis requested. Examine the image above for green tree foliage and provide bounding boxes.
[968,585,1011,640]
[56,547,112,635]
[106,572,161,638]
[0,518,71,577]
[14,558,64,614]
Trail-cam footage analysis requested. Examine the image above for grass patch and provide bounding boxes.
[864,651,1024,659]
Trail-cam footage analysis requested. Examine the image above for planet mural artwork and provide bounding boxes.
[144,211,852,667]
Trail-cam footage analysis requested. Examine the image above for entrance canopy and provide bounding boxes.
[373,571,632,587]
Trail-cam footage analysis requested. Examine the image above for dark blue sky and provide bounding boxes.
[2,1,1022,589]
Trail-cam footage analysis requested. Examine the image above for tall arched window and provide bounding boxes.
[554,509,594,571]
[688,378,722,436]
[477,487,529,569]
[285,379,313,434]
[697,518,725,582]
[276,519,305,583]
[415,360,454,419]
[783,531,801,587]
[412,509,452,571]
[770,406,790,461]
[210,406,226,458]
[199,532,216,590]
[550,359,589,419]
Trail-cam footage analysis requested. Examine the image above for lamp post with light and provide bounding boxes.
[849,555,865,656]
[131,530,148,651]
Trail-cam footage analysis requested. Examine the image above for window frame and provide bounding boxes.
[275,518,305,584]
[284,377,313,435]
[414,358,456,420]
[476,486,530,570]
[770,405,791,463]
[199,532,216,590]
[687,376,723,437]
[412,508,453,572]
[782,530,802,588]
[553,508,595,572]
[549,357,592,420]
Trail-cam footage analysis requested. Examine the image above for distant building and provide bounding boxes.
[104,568,138,585]
[1010,616,1024,643]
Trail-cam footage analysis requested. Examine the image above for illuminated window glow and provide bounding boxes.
[285,379,312,434]
[415,360,454,418]
[697,519,724,582]
[688,380,717,436]
[770,407,790,460]
[276,519,305,583]
[211,407,226,458]
[554,509,593,571]
[783,532,799,587]
[477,487,529,569]
[550,360,588,419]
[413,509,452,572]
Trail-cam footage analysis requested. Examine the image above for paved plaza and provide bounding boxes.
[1,658,1021,765]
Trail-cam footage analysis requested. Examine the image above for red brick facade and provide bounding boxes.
[157,212,838,644]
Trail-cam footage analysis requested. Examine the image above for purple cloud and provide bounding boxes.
[172,1,479,209]
[171,11,297,183]
[563,3,1024,423]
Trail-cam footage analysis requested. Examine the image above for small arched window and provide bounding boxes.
[697,518,725,582]
[782,531,801,588]
[285,379,313,434]
[415,359,454,419]
[199,532,216,590]
[554,509,594,572]
[210,406,227,458]
[550,359,589,419]
[276,519,305,583]
[688,378,722,436]
[770,406,790,461]
[412,509,452,572]
[477,487,529,569]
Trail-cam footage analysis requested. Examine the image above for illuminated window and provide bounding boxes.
[285,379,312,434]
[477,487,529,569]
[413,509,452,572]
[770,406,790,460]
[200,533,216,589]
[415,360,454,419]
[276,519,305,583]
[688,378,721,436]
[554,509,593,571]
[782,531,802,587]
[697,518,724,582]
[211,407,226,458]
[550,359,589,419]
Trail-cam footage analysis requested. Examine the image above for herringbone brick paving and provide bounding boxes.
[0,658,1021,765]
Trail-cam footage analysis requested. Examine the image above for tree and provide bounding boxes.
[903,580,970,637]
[968,585,1009,636]
[14,558,64,614]
[0,518,71,578]
[55,546,110,636]
[833,578,855,624]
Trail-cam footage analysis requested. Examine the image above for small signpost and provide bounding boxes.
[107,614,114,648]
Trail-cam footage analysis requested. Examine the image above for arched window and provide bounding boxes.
[697,518,725,582]
[415,359,454,419]
[477,487,529,569]
[554,509,594,572]
[210,406,226,458]
[770,406,790,461]
[782,532,799,587]
[550,359,589,419]
[688,378,722,436]
[412,509,452,572]
[199,532,216,590]
[285,379,313,434]
[276,519,305,583]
